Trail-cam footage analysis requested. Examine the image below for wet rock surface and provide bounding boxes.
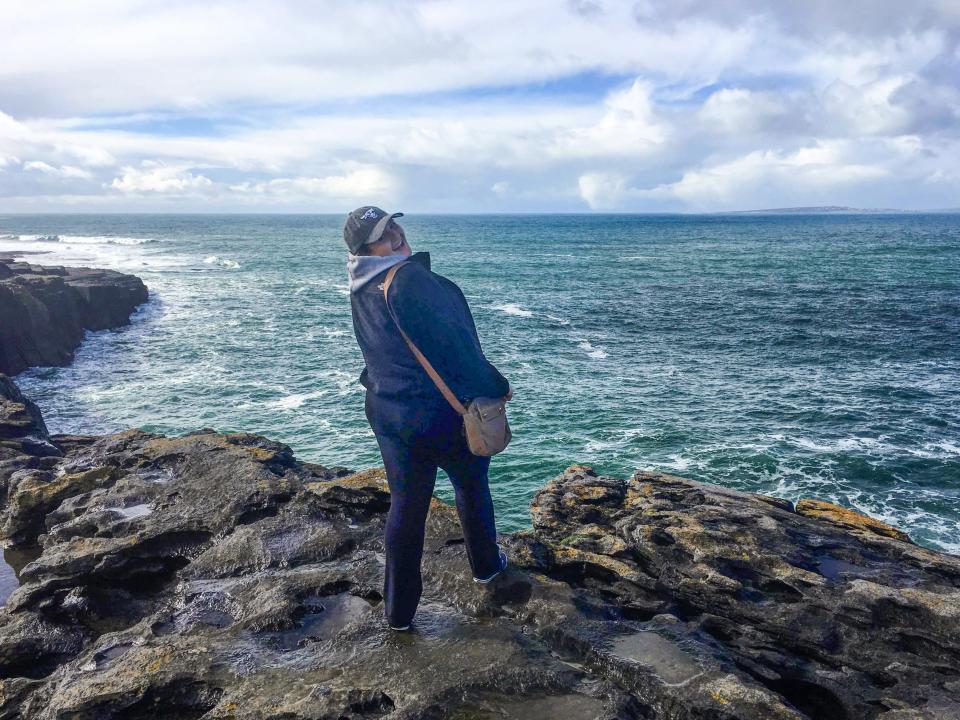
[0,258,148,375]
[0,376,958,718]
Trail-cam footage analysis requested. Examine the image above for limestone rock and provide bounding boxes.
[0,260,148,375]
[0,376,957,718]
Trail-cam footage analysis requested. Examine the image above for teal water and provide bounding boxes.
[2,214,958,553]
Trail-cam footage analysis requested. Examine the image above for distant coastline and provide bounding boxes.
[725,205,960,215]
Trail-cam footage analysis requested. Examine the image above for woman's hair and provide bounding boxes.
[354,244,374,256]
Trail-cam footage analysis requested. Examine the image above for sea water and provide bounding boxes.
[1,214,957,553]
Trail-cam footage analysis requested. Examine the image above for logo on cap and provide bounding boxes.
[360,208,379,221]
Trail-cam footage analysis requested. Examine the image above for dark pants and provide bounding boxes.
[365,391,501,627]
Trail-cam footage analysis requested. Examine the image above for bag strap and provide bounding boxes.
[383,262,467,416]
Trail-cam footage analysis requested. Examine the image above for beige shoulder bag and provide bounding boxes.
[382,262,512,457]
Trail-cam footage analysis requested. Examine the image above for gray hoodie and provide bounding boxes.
[346,252,408,293]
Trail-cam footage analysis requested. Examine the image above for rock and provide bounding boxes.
[522,466,960,719]
[795,498,913,543]
[0,261,148,375]
[0,376,958,718]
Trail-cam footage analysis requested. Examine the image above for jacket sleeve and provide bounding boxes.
[388,265,509,401]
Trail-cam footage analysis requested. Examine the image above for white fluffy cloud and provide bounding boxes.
[111,163,213,194]
[0,1,957,211]
[23,160,93,179]
[229,167,396,204]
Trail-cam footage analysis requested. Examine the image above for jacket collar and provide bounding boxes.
[408,251,431,271]
[345,250,431,293]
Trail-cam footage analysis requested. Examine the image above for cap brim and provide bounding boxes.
[364,211,404,246]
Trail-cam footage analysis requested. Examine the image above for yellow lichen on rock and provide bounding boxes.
[20,466,114,509]
[795,499,911,543]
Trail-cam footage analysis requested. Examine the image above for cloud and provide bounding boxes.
[578,172,639,210]
[638,142,893,209]
[229,166,395,203]
[0,1,957,211]
[110,162,213,194]
[23,160,93,179]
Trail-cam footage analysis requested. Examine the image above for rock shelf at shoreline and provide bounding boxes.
[0,257,148,376]
[1,373,958,719]
[0,261,958,718]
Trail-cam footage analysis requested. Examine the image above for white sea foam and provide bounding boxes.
[663,454,692,471]
[546,314,571,325]
[790,436,885,454]
[273,395,310,410]
[490,303,534,318]
[926,440,960,456]
[15,234,60,242]
[60,235,155,245]
[203,255,241,269]
[577,340,608,359]
[778,434,960,460]
[268,390,325,410]
[17,234,155,245]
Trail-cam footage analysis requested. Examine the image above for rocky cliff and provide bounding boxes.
[1,372,958,720]
[0,257,148,375]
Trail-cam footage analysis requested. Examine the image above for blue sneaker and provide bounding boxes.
[389,623,411,631]
[473,544,508,584]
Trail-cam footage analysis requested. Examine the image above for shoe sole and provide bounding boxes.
[473,546,508,584]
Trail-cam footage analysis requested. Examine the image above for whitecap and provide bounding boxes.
[203,255,241,269]
[268,390,325,410]
[490,303,534,318]
[928,440,960,456]
[59,235,154,246]
[663,454,692,471]
[577,340,608,359]
[546,314,571,326]
[791,436,884,454]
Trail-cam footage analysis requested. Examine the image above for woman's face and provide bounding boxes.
[370,220,411,257]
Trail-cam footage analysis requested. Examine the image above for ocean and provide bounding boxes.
[2,214,958,553]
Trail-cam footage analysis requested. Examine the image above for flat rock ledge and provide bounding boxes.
[1,376,959,720]
[0,258,149,376]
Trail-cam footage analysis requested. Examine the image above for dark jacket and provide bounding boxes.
[349,251,510,406]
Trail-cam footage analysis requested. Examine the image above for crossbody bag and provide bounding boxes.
[382,262,512,457]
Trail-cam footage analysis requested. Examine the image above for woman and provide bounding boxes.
[344,206,513,631]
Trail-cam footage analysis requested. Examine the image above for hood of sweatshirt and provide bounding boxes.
[346,251,431,293]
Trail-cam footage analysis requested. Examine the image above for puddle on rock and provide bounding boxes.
[154,607,235,636]
[109,503,153,519]
[82,642,134,671]
[1,544,42,607]
[130,467,175,484]
[450,692,606,720]
[816,556,866,582]
[271,592,373,650]
[611,631,703,685]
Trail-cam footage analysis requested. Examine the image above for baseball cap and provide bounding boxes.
[343,206,404,254]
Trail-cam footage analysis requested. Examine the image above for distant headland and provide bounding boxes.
[726,205,960,215]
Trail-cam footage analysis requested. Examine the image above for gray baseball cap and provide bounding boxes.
[343,206,404,254]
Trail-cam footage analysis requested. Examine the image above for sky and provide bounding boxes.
[1,0,959,213]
